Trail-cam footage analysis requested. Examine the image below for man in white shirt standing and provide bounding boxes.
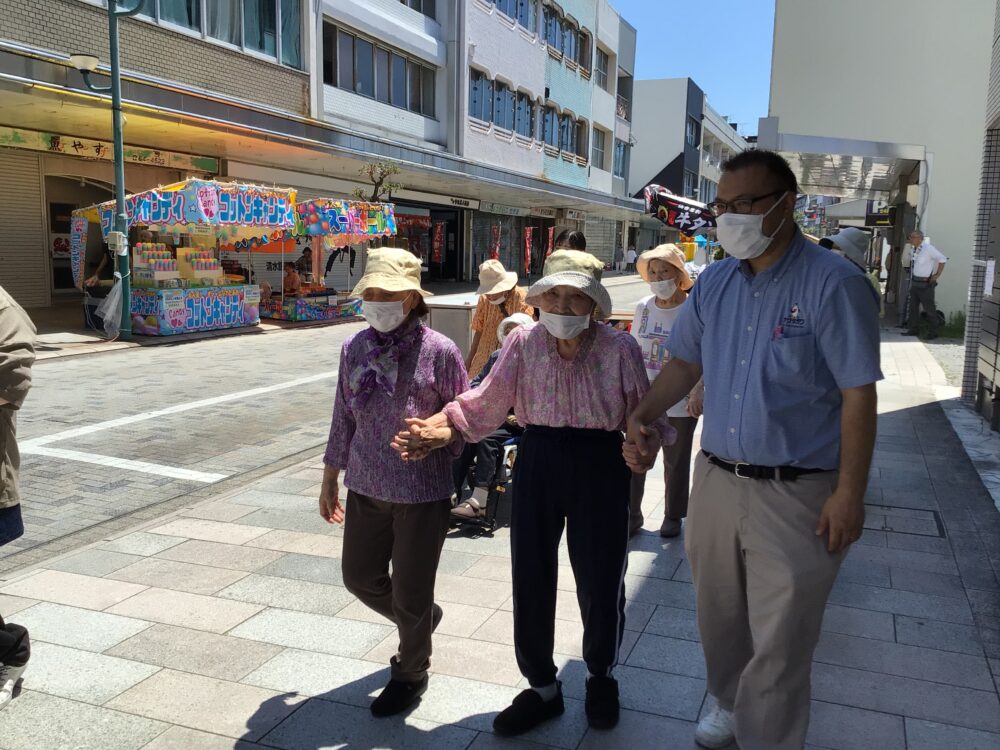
[904,230,947,339]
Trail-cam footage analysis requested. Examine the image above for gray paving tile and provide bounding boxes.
[237,508,340,535]
[822,604,896,642]
[806,700,905,750]
[106,669,304,741]
[46,549,145,577]
[838,557,891,587]
[0,691,168,750]
[24,641,161,704]
[627,549,685,581]
[107,557,249,596]
[146,518,270,545]
[242,648,386,702]
[644,604,701,642]
[904,718,1000,750]
[258,698,478,750]
[890,566,967,599]
[849,545,960,575]
[230,608,393,657]
[255,552,345,586]
[106,587,264,634]
[624,574,696,610]
[812,663,1000,733]
[0,593,36,615]
[828,581,974,624]
[179,502,259,523]
[139,725,261,749]
[895,615,985,656]
[576,707,698,750]
[467,734,562,750]
[560,659,705,721]
[625,632,706,679]
[436,549,483,576]
[155,540,285,572]
[886,532,953,556]
[814,632,994,690]
[223,488,319,511]
[12,601,152,652]
[216,573,355,617]
[0,569,148,611]
[968,588,1000,619]
[107,623,284,681]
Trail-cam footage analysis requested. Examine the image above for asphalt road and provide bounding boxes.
[3,277,653,573]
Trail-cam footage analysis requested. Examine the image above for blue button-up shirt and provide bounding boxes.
[667,232,882,469]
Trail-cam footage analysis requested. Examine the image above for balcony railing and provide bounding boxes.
[616,95,631,121]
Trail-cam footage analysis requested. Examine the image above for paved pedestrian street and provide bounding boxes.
[0,330,997,749]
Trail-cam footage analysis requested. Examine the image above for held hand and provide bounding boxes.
[390,419,454,461]
[816,488,865,553]
[623,426,660,473]
[687,390,704,418]
[318,481,344,524]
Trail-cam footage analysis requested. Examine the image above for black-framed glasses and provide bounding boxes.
[707,190,785,217]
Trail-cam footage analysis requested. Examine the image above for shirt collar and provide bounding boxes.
[737,230,807,284]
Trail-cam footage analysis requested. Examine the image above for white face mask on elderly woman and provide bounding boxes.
[363,300,407,333]
[649,279,677,300]
[539,310,590,340]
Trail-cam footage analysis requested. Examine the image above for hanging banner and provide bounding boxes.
[432,222,445,264]
[546,226,555,257]
[297,200,397,239]
[524,227,534,276]
[644,184,715,234]
[490,224,501,260]
[70,217,88,287]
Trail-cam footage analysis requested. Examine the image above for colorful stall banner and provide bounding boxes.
[131,285,259,336]
[547,226,555,257]
[296,200,397,240]
[643,184,715,234]
[490,224,501,261]
[432,222,445,264]
[70,217,88,287]
[524,227,534,276]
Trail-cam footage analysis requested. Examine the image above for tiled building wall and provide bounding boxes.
[1,0,309,114]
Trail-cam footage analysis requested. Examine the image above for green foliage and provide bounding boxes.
[351,162,404,202]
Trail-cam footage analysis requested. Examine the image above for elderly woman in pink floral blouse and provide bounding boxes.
[394,248,673,738]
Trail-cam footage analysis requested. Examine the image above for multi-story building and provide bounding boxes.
[627,77,748,248]
[0,0,642,310]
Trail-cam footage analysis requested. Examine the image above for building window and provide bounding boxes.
[684,170,697,198]
[686,116,699,147]
[592,127,606,169]
[469,69,494,122]
[326,22,436,117]
[577,31,591,71]
[494,0,516,19]
[516,0,536,30]
[138,0,302,68]
[576,119,588,159]
[613,139,628,178]
[399,0,436,19]
[494,81,516,130]
[562,20,577,61]
[595,48,609,91]
[559,114,578,154]
[543,6,562,50]
[515,92,535,138]
[543,107,559,148]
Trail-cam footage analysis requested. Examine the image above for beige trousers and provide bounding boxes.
[685,453,845,750]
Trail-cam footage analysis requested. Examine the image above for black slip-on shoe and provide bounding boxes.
[585,675,620,730]
[370,675,428,717]
[493,684,565,736]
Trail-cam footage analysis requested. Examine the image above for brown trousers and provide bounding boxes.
[341,491,451,682]
[685,453,845,750]
[630,416,699,524]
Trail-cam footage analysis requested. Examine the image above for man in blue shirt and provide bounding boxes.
[626,150,881,750]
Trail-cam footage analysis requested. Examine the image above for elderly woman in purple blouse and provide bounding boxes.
[395,248,673,737]
[318,247,468,718]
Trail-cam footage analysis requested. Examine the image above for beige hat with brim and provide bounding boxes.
[526,250,612,319]
[477,259,519,295]
[637,244,693,290]
[351,247,432,298]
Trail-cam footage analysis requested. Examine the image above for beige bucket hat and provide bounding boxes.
[476,259,519,296]
[526,250,612,319]
[351,247,431,298]
[637,244,693,290]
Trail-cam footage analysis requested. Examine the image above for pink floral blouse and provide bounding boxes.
[443,323,675,446]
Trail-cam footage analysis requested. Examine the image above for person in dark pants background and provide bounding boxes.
[0,285,35,711]
[903,229,946,340]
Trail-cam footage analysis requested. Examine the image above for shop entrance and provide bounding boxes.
[43,176,113,294]
[428,209,460,281]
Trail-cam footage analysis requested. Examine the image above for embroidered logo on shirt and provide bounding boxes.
[782,303,806,328]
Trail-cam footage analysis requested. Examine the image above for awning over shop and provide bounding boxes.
[757,117,925,200]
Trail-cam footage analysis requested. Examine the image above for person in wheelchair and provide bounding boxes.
[451,313,533,520]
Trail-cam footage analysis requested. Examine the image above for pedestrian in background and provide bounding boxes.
[624,245,638,273]
[629,245,703,538]
[318,248,469,717]
[465,260,532,378]
[626,150,881,750]
[903,229,946,340]
[0,285,35,712]
[395,248,673,737]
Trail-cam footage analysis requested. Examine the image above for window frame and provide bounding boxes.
[399,0,436,20]
[592,127,606,169]
[595,47,609,91]
[613,138,628,178]
[686,116,699,147]
[134,0,304,70]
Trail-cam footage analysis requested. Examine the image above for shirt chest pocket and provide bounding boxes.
[764,334,816,389]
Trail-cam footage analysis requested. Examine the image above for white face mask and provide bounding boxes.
[715,192,788,260]
[649,279,677,300]
[539,310,590,340]
[487,296,506,306]
[363,300,407,333]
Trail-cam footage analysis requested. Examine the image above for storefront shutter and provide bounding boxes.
[0,150,48,307]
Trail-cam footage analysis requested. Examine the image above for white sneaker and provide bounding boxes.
[695,705,735,748]
[0,663,26,711]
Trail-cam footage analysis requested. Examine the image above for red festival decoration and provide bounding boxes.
[432,222,445,264]
[524,227,534,275]
[546,225,555,257]
[490,224,501,260]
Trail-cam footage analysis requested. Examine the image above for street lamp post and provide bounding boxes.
[70,0,144,340]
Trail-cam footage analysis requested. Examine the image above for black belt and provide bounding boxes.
[911,276,932,283]
[703,451,829,481]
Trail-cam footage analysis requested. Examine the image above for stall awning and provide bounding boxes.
[757,117,925,200]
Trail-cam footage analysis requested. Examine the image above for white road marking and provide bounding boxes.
[21,370,338,481]
[23,446,229,483]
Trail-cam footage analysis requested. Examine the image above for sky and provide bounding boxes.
[613,0,776,136]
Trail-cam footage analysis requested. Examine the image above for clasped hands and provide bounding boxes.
[623,417,662,475]
[390,413,455,462]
